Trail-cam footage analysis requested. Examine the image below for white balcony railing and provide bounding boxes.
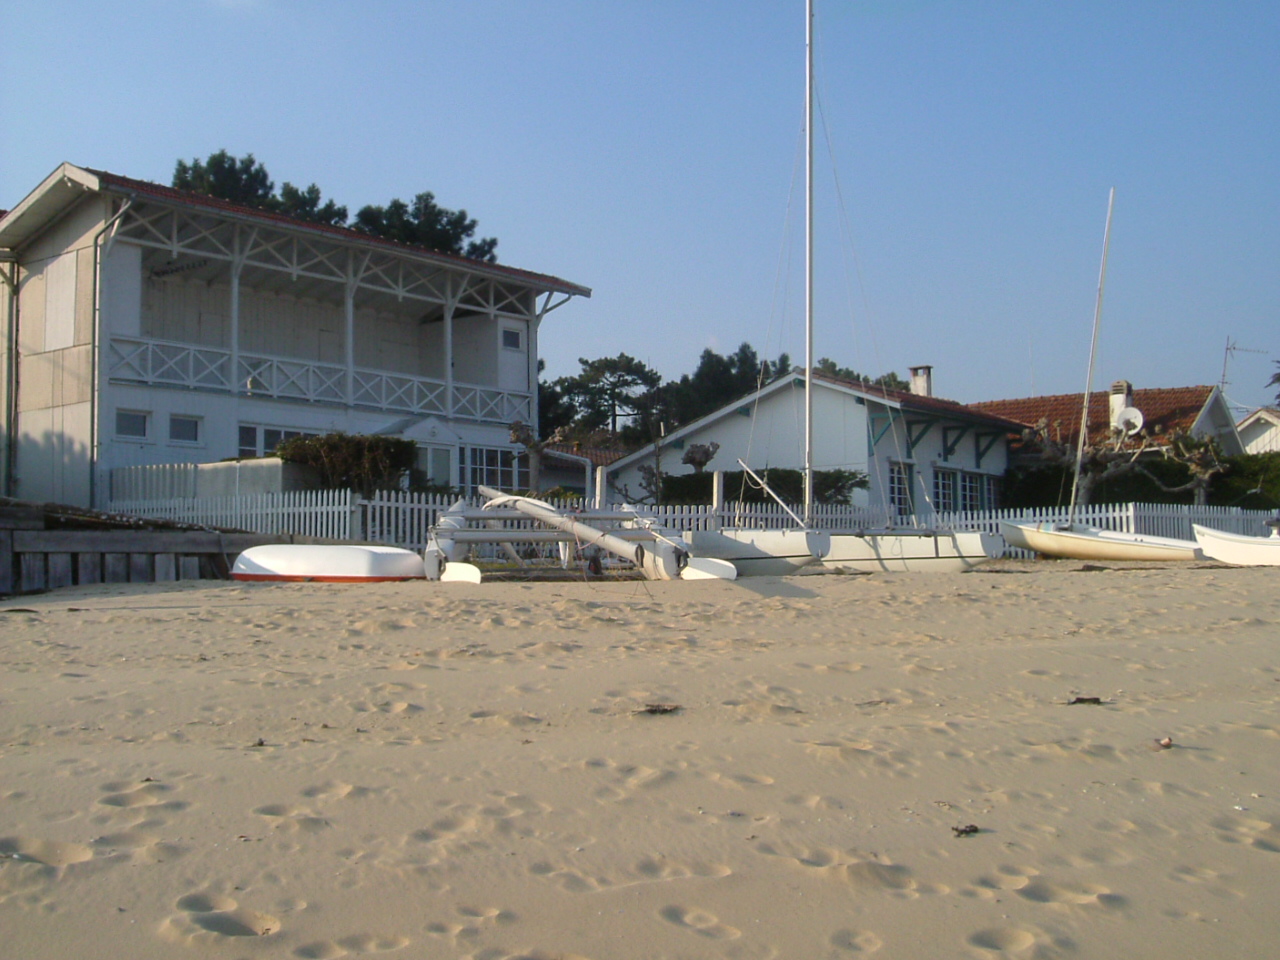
[107,336,530,424]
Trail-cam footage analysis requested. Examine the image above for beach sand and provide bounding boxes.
[2,561,1278,958]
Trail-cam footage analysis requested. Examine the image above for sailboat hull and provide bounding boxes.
[1001,521,1201,562]
[823,530,999,573]
[1193,524,1280,566]
[685,528,829,576]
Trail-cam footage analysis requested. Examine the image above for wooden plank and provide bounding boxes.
[129,554,152,583]
[13,530,225,554]
[154,553,177,582]
[78,553,103,585]
[0,530,13,594]
[104,553,129,583]
[179,556,201,580]
[47,554,74,590]
[0,503,44,529]
[20,554,46,593]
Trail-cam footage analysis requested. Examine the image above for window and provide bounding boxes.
[238,424,319,458]
[501,328,522,350]
[116,410,149,439]
[961,473,983,512]
[984,475,1002,511]
[415,446,453,488]
[462,446,528,495]
[888,462,914,517]
[169,415,201,444]
[932,469,957,513]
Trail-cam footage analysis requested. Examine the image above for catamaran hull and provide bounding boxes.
[823,530,999,573]
[232,545,427,582]
[1193,524,1280,566]
[1001,521,1201,562]
[685,528,829,577]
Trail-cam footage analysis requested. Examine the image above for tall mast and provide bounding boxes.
[1068,187,1116,522]
[803,0,815,523]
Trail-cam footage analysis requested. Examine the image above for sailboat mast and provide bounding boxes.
[803,0,815,523]
[1067,187,1116,522]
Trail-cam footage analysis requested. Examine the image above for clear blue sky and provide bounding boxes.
[3,0,1277,413]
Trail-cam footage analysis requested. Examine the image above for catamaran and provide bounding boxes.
[688,1,998,576]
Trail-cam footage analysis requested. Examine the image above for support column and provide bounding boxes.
[444,290,455,419]
[344,253,356,407]
[229,229,241,395]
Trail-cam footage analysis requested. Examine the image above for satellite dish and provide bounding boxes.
[1116,407,1144,436]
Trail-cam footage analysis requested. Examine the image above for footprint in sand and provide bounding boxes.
[752,841,943,896]
[1211,814,1280,853]
[254,803,332,833]
[165,891,280,939]
[0,835,94,867]
[659,904,741,940]
[294,933,410,958]
[97,779,187,812]
[830,928,883,953]
[1015,878,1125,909]
[967,925,1038,953]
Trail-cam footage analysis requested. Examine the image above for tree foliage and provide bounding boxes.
[351,194,496,262]
[1270,361,1280,405]
[275,432,416,497]
[171,150,495,259]
[559,354,663,437]
[815,358,910,391]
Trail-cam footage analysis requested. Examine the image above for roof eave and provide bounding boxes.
[96,172,592,299]
[0,163,101,251]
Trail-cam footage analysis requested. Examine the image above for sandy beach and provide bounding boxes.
[2,561,1278,959]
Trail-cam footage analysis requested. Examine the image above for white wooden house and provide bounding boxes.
[0,163,589,507]
[1237,408,1280,455]
[606,368,1024,516]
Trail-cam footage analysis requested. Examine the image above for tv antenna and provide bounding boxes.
[1220,336,1267,390]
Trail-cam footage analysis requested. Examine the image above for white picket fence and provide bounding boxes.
[108,489,359,540]
[106,490,1276,559]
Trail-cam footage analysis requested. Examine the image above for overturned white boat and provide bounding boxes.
[823,528,1000,573]
[1193,522,1280,566]
[1000,521,1201,562]
[232,544,427,582]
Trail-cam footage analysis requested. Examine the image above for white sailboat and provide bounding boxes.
[1192,521,1280,566]
[999,191,1201,562]
[695,1,997,576]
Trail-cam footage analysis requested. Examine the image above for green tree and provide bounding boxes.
[172,150,494,257]
[1270,361,1280,404]
[351,193,497,262]
[564,354,663,435]
[815,358,909,391]
[173,150,274,207]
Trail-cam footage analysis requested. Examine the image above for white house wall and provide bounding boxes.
[98,382,514,485]
[10,198,105,505]
[611,382,874,504]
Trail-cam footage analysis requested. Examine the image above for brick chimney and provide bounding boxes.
[909,365,934,397]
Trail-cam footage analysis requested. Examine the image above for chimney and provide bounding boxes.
[909,365,934,397]
[1109,380,1134,429]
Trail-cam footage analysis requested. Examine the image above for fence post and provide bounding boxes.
[349,490,363,542]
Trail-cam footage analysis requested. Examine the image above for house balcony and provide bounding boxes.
[106,336,532,425]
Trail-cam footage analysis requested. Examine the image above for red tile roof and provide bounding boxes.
[544,443,627,467]
[91,169,591,297]
[969,386,1216,446]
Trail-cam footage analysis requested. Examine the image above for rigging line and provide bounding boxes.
[738,107,809,515]
[815,70,926,522]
